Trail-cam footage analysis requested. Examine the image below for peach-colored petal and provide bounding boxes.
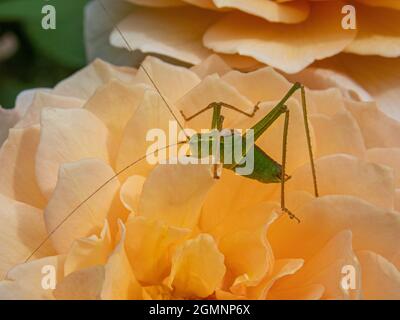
[54,265,105,300]
[215,203,277,288]
[44,159,122,253]
[0,255,64,300]
[345,99,400,148]
[269,195,400,270]
[84,81,149,163]
[177,74,254,130]
[14,88,51,115]
[366,148,400,188]
[357,250,400,300]
[284,67,372,103]
[167,233,226,298]
[120,175,146,213]
[111,7,219,65]
[289,154,395,210]
[133,56,201,103]
[116,90,185,178]
[317,54,400,121]
[0,126,46,208]
[139,161,214,229]
[101,221,143,300]
[204,1,357,73]
[345,4,400,57]
[64,222,113,276]
[213,0,310,24]
[190,54,232,79]
[305,88,347,117]
[273,231,361,300]
[54,59,136,100]
[0,194,55,279]
[0,107,20,146]
[15,92,85,129]
[125,216,190,284]
[36,108,110,198]
[310,111,366,159]
[267,284,324,300]
[246,259,304,299]
[356,0,400,10]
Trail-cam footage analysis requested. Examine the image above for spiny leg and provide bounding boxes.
[211,105,224,179]
[300,85,319,197]
[280,108,300,223]
[180,101,260,122]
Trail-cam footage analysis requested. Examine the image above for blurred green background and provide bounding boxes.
[0,0,89,108]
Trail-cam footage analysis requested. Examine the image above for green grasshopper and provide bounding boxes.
[17,1,320,267]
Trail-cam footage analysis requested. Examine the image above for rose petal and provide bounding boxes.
[85,81,149,163]
[345,99,400,148]
[288,154,395,210]
[54,265,105,300]
[167,233,226,298]
[272,230,361,300]
[16,92,84,129]
[190,54,232,79]
[357,250,400,300]
[111,7,219,65]
[139,161,214,229]
[36,108,110,198]
[54,59,136,100]
[212,0,310,24]
[204,1,357,73]
[125,216,190,284]
[345,4,400,57]
[64,222,113,276]
[101,221,143,300]
[269,195,400,271]
[120,175,146,213]
[0,255,64,300]
[356,0,400,10]
[0,126,46,208]
[44,159,123,253]
[310,111,366,158]
[0,194,55,279]
[366,148,400,188]
[0,107,20,146]
[267,284,324,300]
[125,0,185,6]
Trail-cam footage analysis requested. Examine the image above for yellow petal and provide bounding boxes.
[0,194,55,279]
[84,81,149,164]
[54,59,136,100]
[139,161,214,229]
[54,265,105,300]
[134,56,201,104]
[204,1,356,73]
[111,7,219,65]
[16,92,84,129]
[125,0,185,6]
[120,175,146,213]
[272,230,361,300]
[0,255,64,300]
[213,0,310,24]
[345,4,400,57]
[116,90,184,179]
[366,148,400,188]
[0,107,20,146]
[357,250,400,300]
[288,154,395,210]
[345,99,400,148]
[167,233,226,298]
[0,126,46,208]
[125,216,190,284]
[317,54,400,121]
[311,111,366,158]
[36,108,110,198]
[269,195,400,271]
[44,159,123,253]
[101,221,143,300]
[64,222,113,276]
[190,54,232,79]
[267,284,324,300]
[356,0,400,10]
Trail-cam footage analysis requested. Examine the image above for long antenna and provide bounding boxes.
[98,0,188,136]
